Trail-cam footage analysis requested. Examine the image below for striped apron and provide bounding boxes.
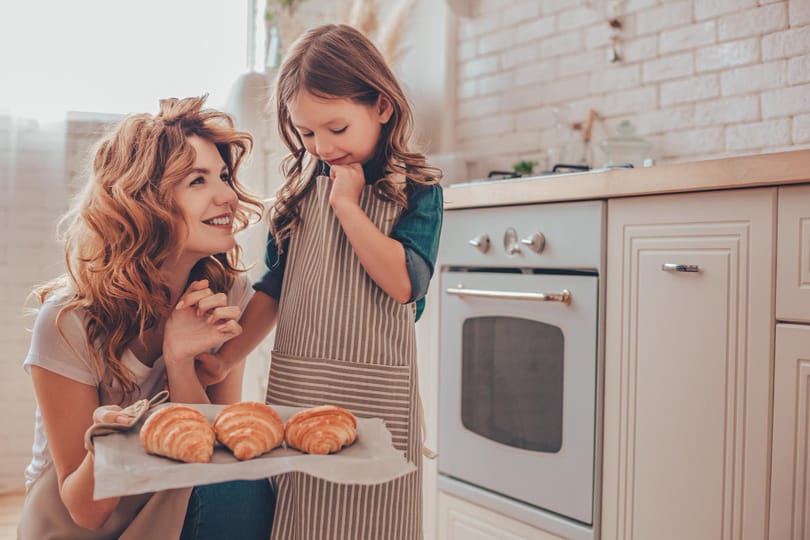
[267,170,422,540]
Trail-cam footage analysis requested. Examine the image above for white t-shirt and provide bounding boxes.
[23,274,254,491]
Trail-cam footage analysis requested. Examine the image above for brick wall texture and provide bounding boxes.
[454,0,810,177]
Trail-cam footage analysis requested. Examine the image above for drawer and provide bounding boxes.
[777,185,810,323]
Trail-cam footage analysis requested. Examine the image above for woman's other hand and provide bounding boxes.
[92,405,134,427]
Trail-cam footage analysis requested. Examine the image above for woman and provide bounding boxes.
[17,96,275,539]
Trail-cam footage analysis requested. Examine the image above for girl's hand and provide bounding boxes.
[163,280,242,365]
[328,163,365,210]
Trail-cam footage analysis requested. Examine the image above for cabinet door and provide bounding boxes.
[603,188,775,540]
[776,184,810,323]
[771,324,810,540]
[438,492,566,540]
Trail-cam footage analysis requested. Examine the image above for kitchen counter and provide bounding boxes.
[444,149,810,210]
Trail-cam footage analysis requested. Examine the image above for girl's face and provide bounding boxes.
[288,90,393,167]
[172,135,238,262]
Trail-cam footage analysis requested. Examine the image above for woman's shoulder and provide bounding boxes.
[33,293,87,338]
[26,293,99,384]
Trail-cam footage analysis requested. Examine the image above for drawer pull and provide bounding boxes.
[662,263,700,273]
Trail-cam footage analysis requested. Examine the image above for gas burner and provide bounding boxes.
[487,170,522,180]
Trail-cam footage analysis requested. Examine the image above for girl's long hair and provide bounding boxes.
[270,23,442,249]
[36,96,264,397]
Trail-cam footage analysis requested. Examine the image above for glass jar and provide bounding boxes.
[599,120,652,168]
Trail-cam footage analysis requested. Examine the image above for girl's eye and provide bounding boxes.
[220,171,232,183]
[300,131,314,138]
[331,126,347,135]
[190,176,204,186]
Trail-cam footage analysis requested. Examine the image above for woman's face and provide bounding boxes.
[172,135,238,261]
[288,90,393,167]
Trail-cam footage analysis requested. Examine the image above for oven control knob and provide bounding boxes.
[468,233,490,253]
[504,227,521,255]
[521,232,546,253]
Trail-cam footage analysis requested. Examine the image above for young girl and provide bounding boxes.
[206,23,443,540]
[18,96,275,540]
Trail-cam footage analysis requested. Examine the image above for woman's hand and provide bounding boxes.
[328,163,365,210]
[92,405,135,427]
[163,280,242,366]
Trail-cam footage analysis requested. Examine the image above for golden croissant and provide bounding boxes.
[213,402,285,460]
[139,404,215,463]
[284,405,358,455]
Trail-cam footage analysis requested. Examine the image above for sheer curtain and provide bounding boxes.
[0,0,252,493]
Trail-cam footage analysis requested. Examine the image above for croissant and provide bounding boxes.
[139,404,215,463]
[284,405,358,455]
[213,402,285,460]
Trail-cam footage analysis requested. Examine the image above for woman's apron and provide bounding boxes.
[267,171,423,540]
[17,466,190,540]
[18,388,191,539]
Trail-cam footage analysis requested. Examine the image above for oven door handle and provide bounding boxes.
[446,286,571,304]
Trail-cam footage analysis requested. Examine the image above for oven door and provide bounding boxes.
[439,270,598,524]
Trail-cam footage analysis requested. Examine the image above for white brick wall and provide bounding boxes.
[453,0,810,178]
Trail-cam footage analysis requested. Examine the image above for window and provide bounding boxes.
[0,0,249,117]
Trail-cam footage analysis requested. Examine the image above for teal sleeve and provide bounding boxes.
[390,183,444,321]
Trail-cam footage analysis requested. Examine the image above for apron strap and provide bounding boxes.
[418,395,437,459]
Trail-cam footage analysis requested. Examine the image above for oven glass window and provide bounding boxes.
[461,316,563,453]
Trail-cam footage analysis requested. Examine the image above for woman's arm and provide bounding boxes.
[196,291,280,388]
[30,367,120,530]
[205,357,247,403]
[203,290,280,399]
[163,282,245,403]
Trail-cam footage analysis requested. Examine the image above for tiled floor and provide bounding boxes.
[0,491,23,539]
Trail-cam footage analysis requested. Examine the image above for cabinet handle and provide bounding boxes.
[661,263,700,273]
[446,286,571,304]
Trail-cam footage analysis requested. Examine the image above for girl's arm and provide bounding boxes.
[328,163,411,302]
[331,200,411,302]
[30,367,120,530]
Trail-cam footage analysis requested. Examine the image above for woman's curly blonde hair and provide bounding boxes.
[36,96,264,397]
[270,23,442,250]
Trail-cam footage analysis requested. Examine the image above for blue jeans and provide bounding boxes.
[180,479,275,540]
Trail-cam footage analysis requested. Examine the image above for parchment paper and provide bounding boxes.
[93,403,415,500]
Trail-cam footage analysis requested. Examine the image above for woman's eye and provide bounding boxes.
[331,126,347,134]
[300,131,314,138]
[220,172,232,183]
[190,176,204,186]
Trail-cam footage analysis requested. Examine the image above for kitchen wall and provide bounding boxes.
[452,0,810,179]
[0,115,118,492]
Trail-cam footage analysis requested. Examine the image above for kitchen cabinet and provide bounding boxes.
[438,492,568,540]
[776,184,810,323]
[602,188,775,540]
[771,324,810,540]
[770,185,810,540]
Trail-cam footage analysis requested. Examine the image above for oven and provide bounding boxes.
[438,200,605,540]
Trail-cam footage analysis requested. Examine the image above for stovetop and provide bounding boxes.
[451,163,634,188]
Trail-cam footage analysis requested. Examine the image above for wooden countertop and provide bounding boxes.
[444,149,810,210]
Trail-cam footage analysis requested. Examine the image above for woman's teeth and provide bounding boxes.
[205,216,231,226]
